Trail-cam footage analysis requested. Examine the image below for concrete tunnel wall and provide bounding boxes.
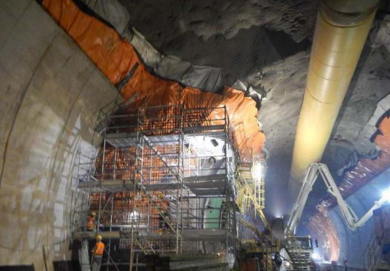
[0,0,118,269]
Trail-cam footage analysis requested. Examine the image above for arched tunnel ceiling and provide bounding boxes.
[120,0,390,218]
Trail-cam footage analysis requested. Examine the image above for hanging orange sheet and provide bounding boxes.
[42,0,265,162]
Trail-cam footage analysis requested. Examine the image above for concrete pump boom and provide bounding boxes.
[286,163,389,235]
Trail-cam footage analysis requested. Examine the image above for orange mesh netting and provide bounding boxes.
[42,0,265,162]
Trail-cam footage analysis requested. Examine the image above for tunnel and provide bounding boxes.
[1,0,390,271]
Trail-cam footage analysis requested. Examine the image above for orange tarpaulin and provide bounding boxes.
[42,0,265,162]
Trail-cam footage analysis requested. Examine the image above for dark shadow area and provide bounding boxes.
[155,26,282,85]
[53,261,81,271]
[0,266,35,271]
[264,28,311,59]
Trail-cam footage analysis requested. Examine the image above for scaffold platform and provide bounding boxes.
[72,105,237,263]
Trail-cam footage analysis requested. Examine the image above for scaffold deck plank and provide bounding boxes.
[106,133,181,148]
[183,174,226,182]
[182,125,225,132]
[105,128,227,148]
[73,229,229,241]
[78,179,227,194]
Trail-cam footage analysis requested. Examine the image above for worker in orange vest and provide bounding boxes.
[91,235,105,271]
[86,212,96,231]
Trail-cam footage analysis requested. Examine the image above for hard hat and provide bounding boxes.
[91,212,96,217]
[96,235,102,241]
[158,193,165,199]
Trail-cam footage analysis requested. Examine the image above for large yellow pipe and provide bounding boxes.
[289,0,378,195]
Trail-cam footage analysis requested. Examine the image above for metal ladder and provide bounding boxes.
[139,134,183,254]
[134,107,183,254]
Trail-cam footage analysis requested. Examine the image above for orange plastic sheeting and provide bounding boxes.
[42,0,265,162]
[43,0,139,85]
[125,86,265,161]
[43,0,182,101]
[375,116,390,151]
[125,85,264,163]
[179,87,264,160]
[122,65,182,103]
[222,88,264,160]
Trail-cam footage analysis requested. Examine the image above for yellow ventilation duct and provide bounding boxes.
[290,0,378,196]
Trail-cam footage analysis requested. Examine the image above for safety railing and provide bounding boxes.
[73,104,238,263]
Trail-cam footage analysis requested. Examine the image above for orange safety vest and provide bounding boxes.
[162,200,169,210]
[86,217,95,230]
[94,242,105,256]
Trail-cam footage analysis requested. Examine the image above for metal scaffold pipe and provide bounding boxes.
[289,0,379,197]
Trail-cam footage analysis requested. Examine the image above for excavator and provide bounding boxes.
[239,162,390,271]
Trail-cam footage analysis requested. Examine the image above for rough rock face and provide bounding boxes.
[119,0,390,263]
[254,44,390,218]
[121,0,390,218]
[248,51,310,215]
[120,0,315,85]
[0,0,389,268]
[120,0,316,214]
[121,0,317,43]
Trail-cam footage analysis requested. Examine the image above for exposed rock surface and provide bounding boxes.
[253,44,390,217]
[120,0,390,219]
[0,0,389,267]
[120,0,314,85]
[121,0,318,43]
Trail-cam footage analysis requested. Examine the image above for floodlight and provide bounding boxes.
[252,163,263,182]
[312,251,320,260]
[381,187,390,202]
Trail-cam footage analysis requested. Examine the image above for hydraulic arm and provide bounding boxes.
[286,163,389,235]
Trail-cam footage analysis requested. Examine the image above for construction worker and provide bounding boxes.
[273,252,282,268]
[86,212,96,231]
[343,258,348,271]
[91,235,105,271]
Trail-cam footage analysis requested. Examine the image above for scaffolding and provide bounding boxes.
[236,154,267,227]
[73,105,238,268]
